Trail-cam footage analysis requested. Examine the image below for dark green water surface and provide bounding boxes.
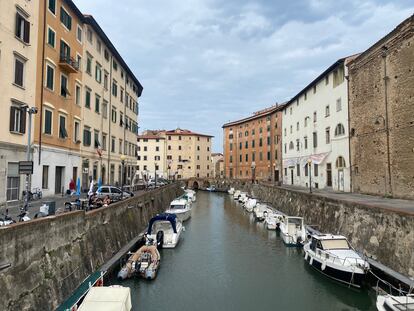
[110,191,376,311]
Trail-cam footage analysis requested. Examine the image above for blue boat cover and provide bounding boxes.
[147,213,177,234]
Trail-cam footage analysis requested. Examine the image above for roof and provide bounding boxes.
[222,103,286,128]
[64,0,85,22]
[211,153,223,156]
[83,15,143,97]
[164,128,214,138]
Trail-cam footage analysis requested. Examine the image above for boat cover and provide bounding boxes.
[148,213,177,234]
[78,287,132,311]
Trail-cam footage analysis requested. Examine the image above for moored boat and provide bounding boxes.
[206,185,216,192]
[184,189,196,202]
[233,190,241,200]
[303,234,370,288]
[279,216,306,246]
[228,187,235,195]
[77,286,132,311]
[146,213,183,248]
[166,198,192,222]
[264,211,283,230]
[244,198,257,212]
[253,203,272,221]
[376,293,414,311]
[238,192,247,203]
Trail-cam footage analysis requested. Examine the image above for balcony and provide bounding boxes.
[59,54,79,73]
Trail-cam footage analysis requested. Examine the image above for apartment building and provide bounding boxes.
[0,0,39,203]
[222,105,284,181]
[80,16,141,190]
[282,57,357,192]
[211,153,224,178]
[136,131,167,179]
[136,128,213,180]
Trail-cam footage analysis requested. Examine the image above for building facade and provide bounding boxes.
[211,153,224,178]
[136,131,167,180]
[0,0,39,203]
[223,105,284,182]
[348,15,414,199]
[282,57,356,192]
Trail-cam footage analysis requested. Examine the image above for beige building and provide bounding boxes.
[0,0,39,203]
[136,128,213,180]
[211,153,224,178]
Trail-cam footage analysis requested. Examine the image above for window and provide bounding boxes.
[304,136,308,149]
[284,143,287,154]
[113,60,118,71]
[95,63,102,83]
[296,122,299,131]
[313,132,318,148]
[245,141,248,149]
[42,166,49,189]
[335,124,345,136]
[297,164,300,176]
[44,109,53,134]
[289,107,292,115]
[304,92,307,100]
[97,40,101,53]
[326,127,331,144]
[85,88,91,108]
[45,63,55,90]
[94,131,100,148]
[112,80,118,97]
[325,75,329,85]
[87,28,93,43]
[325,105,330,117]
[178,146,182,150]
[305,164,308,176]
[267,151,270,161]
[289,141,294,150]
[111,108,117,123]
[239,154,242,163]
[104,72,108,89]
[86,54,92,74]
[75,84,81,105]
[313,85,316,94]
[314,164,319,176]
[313,111,317,123]
[60,74,69,97]
[76,54,82,71]
[102,101,108,119]
[74,120,80,142]
[119,139,122,154]
[83,127,91,146]
[290,125,293,134]
[336,156,346,168]
[9,105,26,134]
[304,117,308,127]
[252,140,255,148]
[259,138,263,147]
[119,112,123,127]
[284,128,287,136]
[95,95,100,113]
[14,55,25,87]
[76,25,82,43]
[48,0,56,14]
[336,98,342,111]
[15,11,30,44]
[333,66,344,87]
[47,27,55,47]
[229,155,233,163]
[59,115,67,139]
[104,49,109,61]
[60,7,72,30]
[7,163,20,201]
[296,139,300,151]
[156,146,159,152]
[111,137,115,152]
[120,88,124,103]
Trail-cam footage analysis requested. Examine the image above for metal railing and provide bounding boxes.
[59,54,80,71]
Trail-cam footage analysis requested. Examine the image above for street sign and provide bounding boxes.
[19,161,33,174]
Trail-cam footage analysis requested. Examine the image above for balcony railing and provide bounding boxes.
[59,54,79,73]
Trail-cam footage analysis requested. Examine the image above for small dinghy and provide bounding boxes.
[279,216,306,246]
[303,234,370,288]
[264,211,283,230]
[118,244,161,280]
[376,293,414,311]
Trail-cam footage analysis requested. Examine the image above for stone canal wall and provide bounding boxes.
[0,184,182,311]
[208,179,414,279]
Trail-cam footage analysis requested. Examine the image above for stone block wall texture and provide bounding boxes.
[211,179,414,278]
[348,15,414,199]
[0,184,182,311]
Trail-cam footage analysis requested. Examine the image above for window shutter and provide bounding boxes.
[23,19,30,44]
[20,107,26,134]
[9,107,16,132]
[15,13,20,37]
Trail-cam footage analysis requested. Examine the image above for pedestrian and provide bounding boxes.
[69,179,75,194]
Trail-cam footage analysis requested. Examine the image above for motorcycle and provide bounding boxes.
[22,188,43,201]
[0,209,16,226]
[17,208,30,222]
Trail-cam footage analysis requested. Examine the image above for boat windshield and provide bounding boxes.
[170,204,185,209]
[321,239,350,250]
[152,221,173,233]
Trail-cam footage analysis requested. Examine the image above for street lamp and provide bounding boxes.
[307,158,312,193]
[154,162,157,188]
[24,106,38,211]
[120,154,126,199]
[251,161,256,184]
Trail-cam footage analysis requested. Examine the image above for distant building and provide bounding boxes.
[136,128,213,180]
[211,153,224,178]
[348,15,414,199]
[282,56,357,192]
[222,105,284,182]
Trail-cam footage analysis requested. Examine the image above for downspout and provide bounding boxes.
[382,46,392,196]
[38,0,47,165]
[123,74,127,185]
[346,62,353,193]
[107,55,112,183]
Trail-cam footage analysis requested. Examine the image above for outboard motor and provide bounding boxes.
[117,267,129,280]
[156,230,164,249]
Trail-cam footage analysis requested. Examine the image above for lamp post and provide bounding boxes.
[24,106,38,211]
[120,154,126,199]
[273,162,276,183]
[154,162,157,188]
[307,158,312,193]
[251,161,256,184]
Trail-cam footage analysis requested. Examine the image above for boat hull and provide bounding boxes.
[280,231,303,247]
[166,209,191,222]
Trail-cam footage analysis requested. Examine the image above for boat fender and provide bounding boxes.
[309,257,313,265]
[304,252,308,260]
[95,278,103,287]
[321,261,326,271]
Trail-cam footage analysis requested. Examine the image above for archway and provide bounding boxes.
[192,181,199,190]
[202,180,210,189]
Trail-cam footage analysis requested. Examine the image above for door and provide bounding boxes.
[326,163,332,187]
[338,170,344,192]
[275,170,279,182]
[73,167,78,182]
[55,166,64,194]
[290,169,294,185]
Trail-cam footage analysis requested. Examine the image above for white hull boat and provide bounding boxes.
[184,189,196,202]
[376,293,414,311]
[166,198,192,222]
[253,204,272,221]
[228,187,235,195]
[233,190,241,200]
[238,192,247,203]
[146,214,183,249]
[303,234,370,288]
[244,199,257,212]
[264,212,283,230]
[279,216,306,246]
[78,286,132,311]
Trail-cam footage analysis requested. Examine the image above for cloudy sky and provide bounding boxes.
[74,0,413,152]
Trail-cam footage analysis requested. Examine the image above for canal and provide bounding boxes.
[110,191,376,310]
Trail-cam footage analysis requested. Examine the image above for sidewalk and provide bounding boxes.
[269,184,414,215]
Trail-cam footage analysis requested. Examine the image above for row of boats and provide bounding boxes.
[229,188,414,311]
[117,189,195,281]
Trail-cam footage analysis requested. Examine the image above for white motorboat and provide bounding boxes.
[228,187,235,195]
[118,244,160,280]
[376,293,414,311]
[303,234,370,288]
[166,198,192,222]
[206,185,216,192]
[253,204,272,221]
[264,211,283,230]
[184,189,196,202]
[146,213,183,248]
[244,198,257,212]
[233,190,241,200]
[279,216,306,246]
[78,286,132,311]
[238,192,248,203]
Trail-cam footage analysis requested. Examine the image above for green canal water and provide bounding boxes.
[110,191,376,311]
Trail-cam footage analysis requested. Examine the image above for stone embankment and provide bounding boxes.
[207,179,414,279]
[0,183,182,311]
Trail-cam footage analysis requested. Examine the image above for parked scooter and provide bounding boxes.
[22,188,43,201]
[17,208,30,222]
[0,209,16,226]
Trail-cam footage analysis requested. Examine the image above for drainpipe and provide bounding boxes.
[382,46,392,196]
[346,61,353,193]
[38,0,47,165]
[123,73,127,186]
[107,55,113,183]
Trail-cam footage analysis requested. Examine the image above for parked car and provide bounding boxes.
[95,185,133,201]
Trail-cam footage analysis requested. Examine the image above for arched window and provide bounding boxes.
[336,156,346,168]
[335,123,345,136]
[289,141,294,150]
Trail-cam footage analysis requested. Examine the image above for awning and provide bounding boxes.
[301,152,330,167]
